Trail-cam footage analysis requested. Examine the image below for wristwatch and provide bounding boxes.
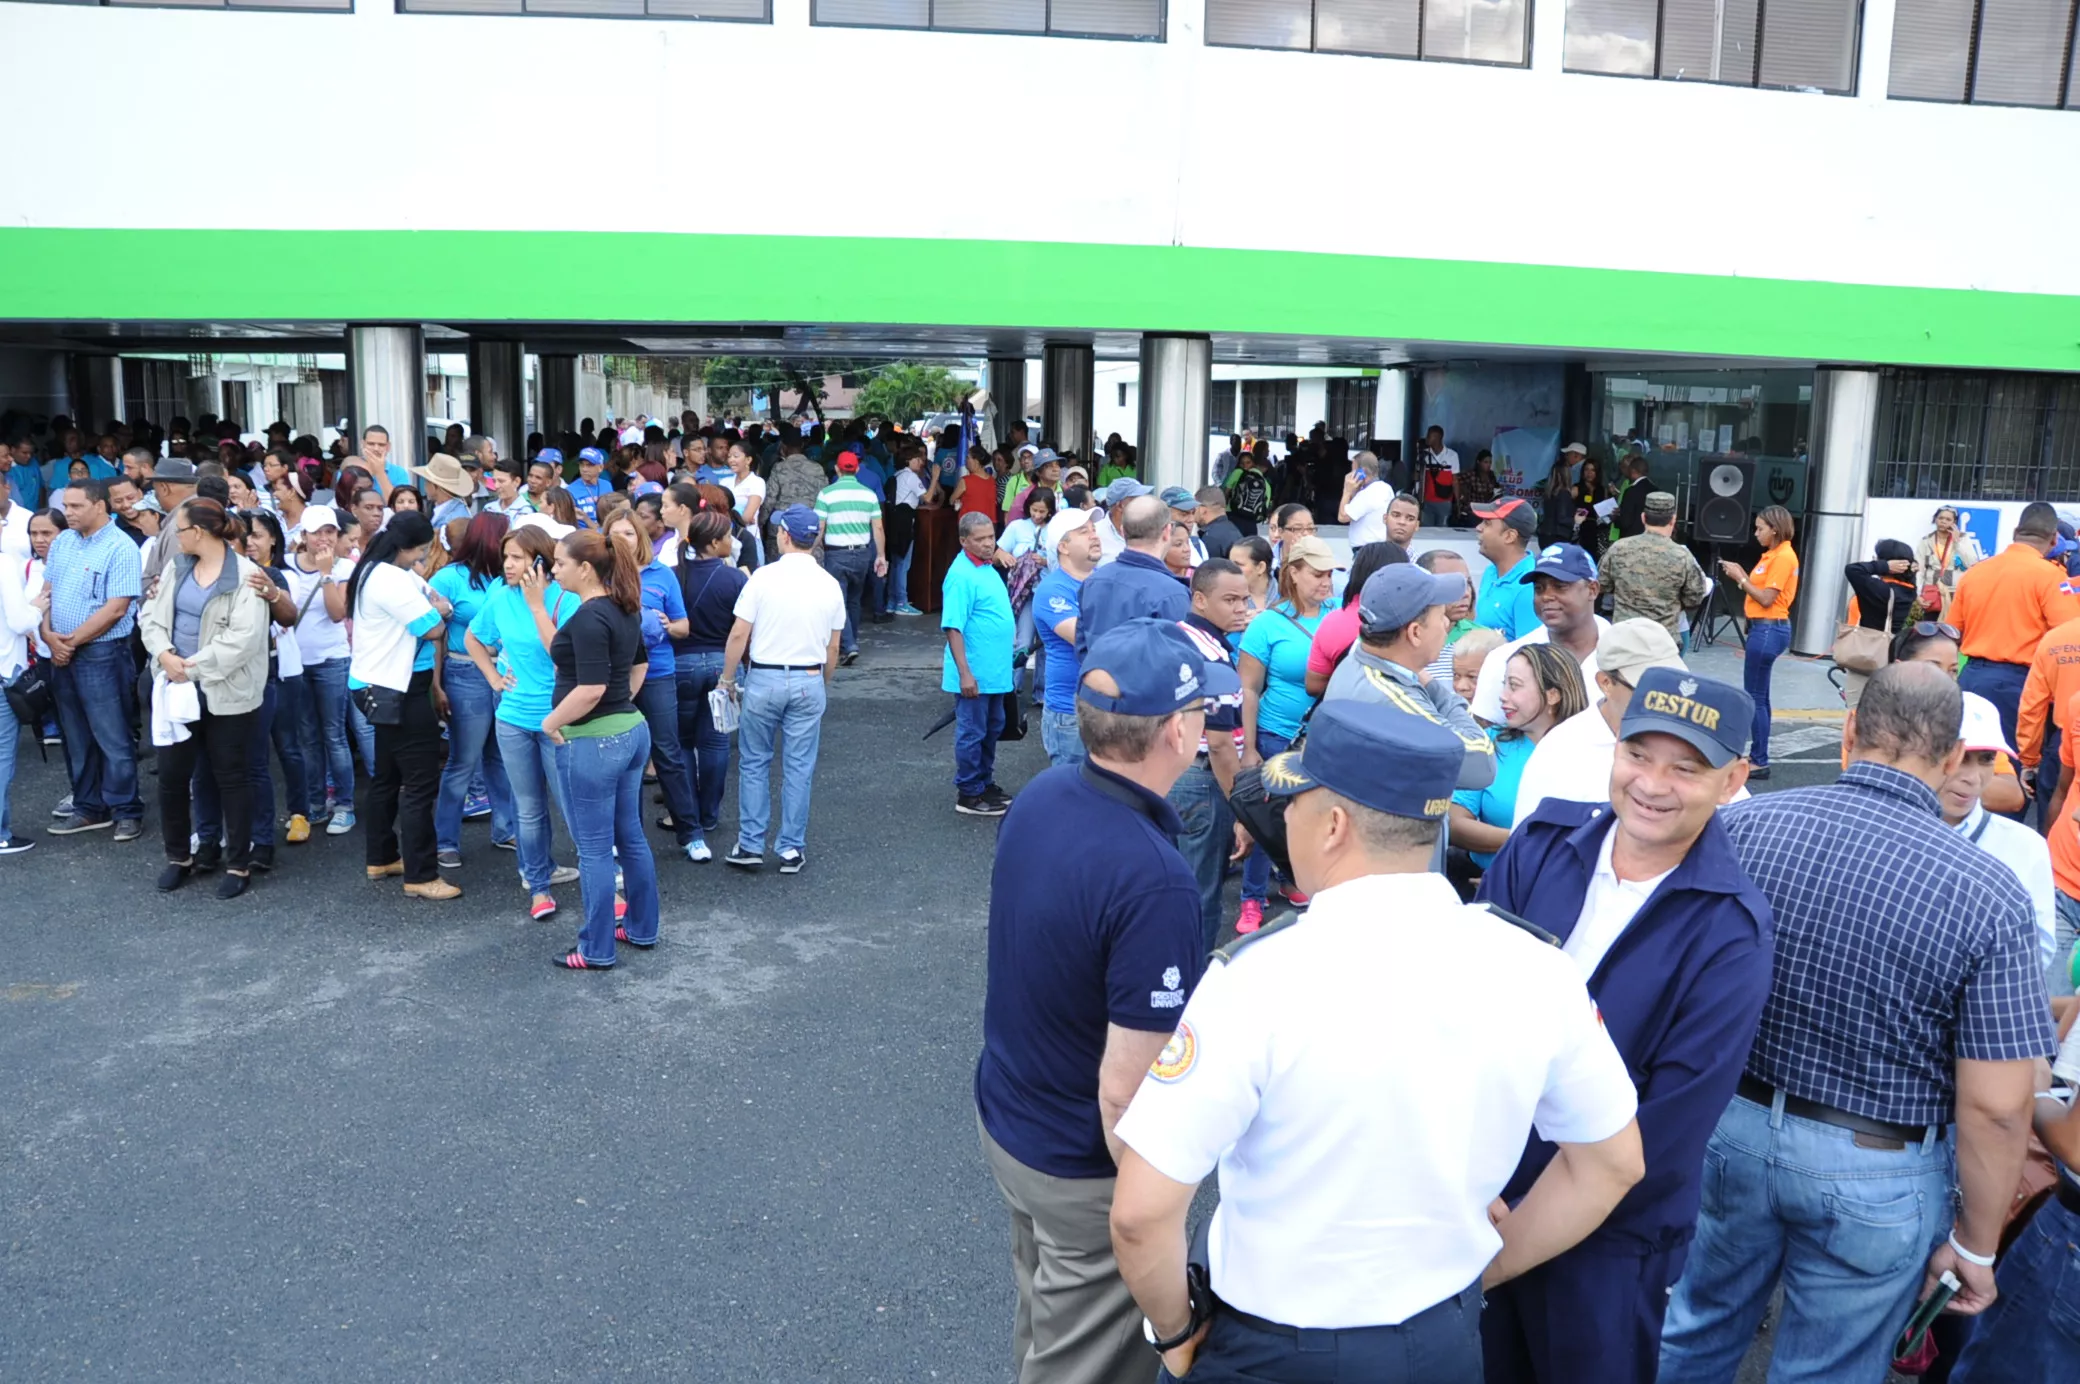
[1142,1314,1197,1353]
[1141,1262,1211,1354]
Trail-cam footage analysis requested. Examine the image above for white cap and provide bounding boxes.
[301,504,342,531]
[1053,507,1094,534]
[1959,691,2015,756]
[512,512,576,542]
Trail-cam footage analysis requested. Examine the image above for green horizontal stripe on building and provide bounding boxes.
[4,228,2077,373]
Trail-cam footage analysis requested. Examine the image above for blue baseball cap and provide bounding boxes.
[577,447,606,466]
[532,447,565,467]
[1619,667,1753,767]
[1260,700,1465,821]
[1523,542,1598,585]
[1078,618,1241,716]
[1103,477,1153,505]
[1358,564,1468,637]
[631,480,664,498]
[1159,485,1197,511]
[776,504,820,546]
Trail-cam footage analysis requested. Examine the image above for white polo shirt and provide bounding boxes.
[1469,618,1610,725]
[346,561,438,692]
[1956,804,2057,971]
[1515,703,1753,825]
[1115,872,1638,1330]
[1565,822,1672,980]
[732,551,844,667]
[1345,481,1394,546]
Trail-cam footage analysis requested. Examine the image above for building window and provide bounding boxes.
[1210,382,1237,435]
[1890,0,2080,107]
[1870,370,2080,502]
[812,0,1163,38]
[1205,0,1528,66]
[122,359,190,429]
[1563,0,1861,92]
[1118,382,1129,407]
[1325,376,1379,446]
[1240,380,1298,438]
[401,0,765,17]
[23,0,353,9]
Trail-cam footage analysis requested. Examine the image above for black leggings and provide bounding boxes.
[360,669,443,884]
[159,695,258,872]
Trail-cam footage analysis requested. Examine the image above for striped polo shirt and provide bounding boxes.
[814,476,879,548]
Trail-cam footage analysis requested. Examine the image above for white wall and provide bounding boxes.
[3,0,2078,298]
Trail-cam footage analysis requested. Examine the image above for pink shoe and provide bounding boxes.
[1234,899,1264,935]
[1283,886,1311,907]
[614,895,628,921]
[529,895,557,921]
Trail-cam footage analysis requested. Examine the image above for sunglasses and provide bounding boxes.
[1911,621,1961,640]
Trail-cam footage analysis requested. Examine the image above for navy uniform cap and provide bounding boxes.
[1260,700,1464,821]
[1522,542,1598,585]
[1080,617,1242,716]
[1619,666,1753,767]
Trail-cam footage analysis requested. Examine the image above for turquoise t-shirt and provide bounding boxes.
[1238,599,1340,740]
[1476,552,1539,641]
[468,581,577,730]
[428,565,501,656]
[941,555,1016,695]
[1452,730,1537,869]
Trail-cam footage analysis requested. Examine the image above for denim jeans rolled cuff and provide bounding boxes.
[555,721,659,963]
[735,667,826,855]
[952,692,1005,797]
[1240,730,1292,903]
[1040,708,1082,768]
[1741,619,1792,766]
[675,651,731,836]
[0,691,16,842]
[435,658,515,852]
[495,717,564,895]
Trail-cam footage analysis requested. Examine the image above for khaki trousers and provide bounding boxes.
[979,1117,1148,1384]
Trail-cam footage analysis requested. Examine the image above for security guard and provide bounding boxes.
[1109,701,1647,1384]
[1475,667,1774,1384]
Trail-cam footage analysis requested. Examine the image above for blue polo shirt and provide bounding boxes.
[638,560,686,681]
[1451,730,1537,869]
[45,517,144,643]
[1074,549,1190,659]
[1237,599,1337,740]
[427,565,501,656]
[975,760,1207,1178]
[1477,551,1539,640]
[1032,567,1084,714]
[942,555,1015,695]
[468,581,576,731]
[566,476,610,524]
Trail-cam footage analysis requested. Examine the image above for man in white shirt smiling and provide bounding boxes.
[1471,544,1610,725]
[1943,692,2058,972]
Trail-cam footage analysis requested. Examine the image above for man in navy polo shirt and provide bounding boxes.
[1477,667,1772,1384]
[1076,494,1189,659]
[977,617,1237,1384]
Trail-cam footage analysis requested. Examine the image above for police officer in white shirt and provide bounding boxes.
[1108,700,1646,1384]
[1944,692,2058,975]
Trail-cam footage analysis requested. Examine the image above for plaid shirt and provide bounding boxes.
[1721,762,2055,1127]
[45,517,143,643]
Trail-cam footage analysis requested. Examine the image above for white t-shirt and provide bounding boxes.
[346,561,437,692]
[0,503,29,563]
[894,469,928,509]
[1115,872,1637,1330]
[726,471,767,520]
[1957,804,2058,972]
[284,560,353,664]
[1471,619,1611,725]
[1345,481,1394,546]
[733,551,845,667]
[1565,822,1673,980]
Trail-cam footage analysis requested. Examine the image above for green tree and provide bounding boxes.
[702,356,882,421]
[850,363,970,426]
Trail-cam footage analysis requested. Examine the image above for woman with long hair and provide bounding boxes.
[725,441,766,564]
[467,524,582,920]
[221,508,314,856]
[386,486,422,516]
[1914,504,1983,617]
[1229,536,1274,618]
[139,499,272,898]
[696,482,758,571]
[429,512,515,869]
[1719,504,1800,779]
[345,511,458,901]
[270,469,311,546]
[670,508,747,861]
[1573,457,1609,555]
[543,529,658,970]
[539,486,580,530]
[1449,644,1587,869]
[1538,463,1579,550]
[1234,535,1342,933]
[606,510,698,860]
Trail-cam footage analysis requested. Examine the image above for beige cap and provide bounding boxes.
[1282,535,1338,572]
[1598,618,1686,684]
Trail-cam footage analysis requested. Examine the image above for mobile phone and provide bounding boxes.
[533,555,549,574]
[1894,1269,1961,1359]
[1354,468,1368,485]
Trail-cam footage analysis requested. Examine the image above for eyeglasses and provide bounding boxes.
[1911,621,1961,641]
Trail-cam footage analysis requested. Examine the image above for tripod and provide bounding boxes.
[1697,542,1748,649]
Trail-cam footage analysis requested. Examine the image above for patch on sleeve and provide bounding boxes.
[1148,1023,1197,1083]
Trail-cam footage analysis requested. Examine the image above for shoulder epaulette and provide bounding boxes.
[1211,909,1303,964]
[1475,902,1561,948]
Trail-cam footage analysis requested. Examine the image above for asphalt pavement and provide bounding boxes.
[0,617,1841,1382]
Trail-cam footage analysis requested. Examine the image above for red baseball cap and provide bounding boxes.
[1471,497,1537,537]
[835,451,861,473]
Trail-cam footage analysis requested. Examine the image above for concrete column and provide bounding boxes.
[1798,369,1879,655]
[71,355,126,431]
[348,325,426,476]
[537,354,579,437]
[1042,342,1095,465]
[466,340,525,460]
[1137,334,1212,492]
[988,357,1028,440]
[1375,369,1408,454]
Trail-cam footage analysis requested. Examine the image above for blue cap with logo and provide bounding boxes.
[1522,542,1599,585]
[1259,700,1465,821]
[577,447,606,466]
[1619,666,1753,768]
[1103,477,1154,505]
[1358,564,1467,637]
[776,503,820,546]
[1078,617,1241,715]
[533,447,565,467]
[1159,485,1197,511]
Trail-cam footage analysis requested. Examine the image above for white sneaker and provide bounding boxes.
[684,840,713,863]
[326,810,356,836]
[550,865,580,886]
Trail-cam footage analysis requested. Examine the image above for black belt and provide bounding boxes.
[748,660,822,672]
[1215,1284,1477,1342]
[1737,1074,1944,1146]
[1748,617,1788,624]
[2058,1176,2080,1217]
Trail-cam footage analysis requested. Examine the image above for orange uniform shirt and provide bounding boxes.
[1745,544,1799,620]
[2017,615,2080,766]
[2054,688,2080,899]
[1949,543,2080,666]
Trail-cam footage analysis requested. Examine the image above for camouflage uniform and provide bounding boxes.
[1600,532,1707,638]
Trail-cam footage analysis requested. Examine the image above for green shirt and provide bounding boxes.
[1096,463,1136,488]
[814,476,880,548]
[1444,618,1477,646]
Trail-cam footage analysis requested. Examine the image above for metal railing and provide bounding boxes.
[1869,370,2080,502]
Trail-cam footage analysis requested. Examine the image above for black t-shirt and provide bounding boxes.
[550,596,642,726]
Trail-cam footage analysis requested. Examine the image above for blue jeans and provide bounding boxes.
[1170,758,1234,956]
[953,692,1005,797]
[53,638,141,822]
[554,720,659,964]
[434,659,514,853]
[635,670,696,846]
[1742,619,1792,766]
[495,718,565,895]
[270,674,312,819]
[674,651,730,838]
[887,546,914,610]
[301,657,356,809]
[0,689,18,843]
[348,694,377,777]
[1421,499,1454,528]
[1948,1191,2080,1383]
[1040,707,1082,768]
[195,679,279,849]
[1241,729,1292,904]
[736,667,826,855]
[1659,1092,1953,1384]
[821,543,873,654]
[2053,891,2080,998]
